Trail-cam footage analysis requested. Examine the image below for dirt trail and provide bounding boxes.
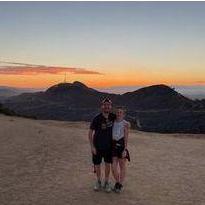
[0,114,205,205]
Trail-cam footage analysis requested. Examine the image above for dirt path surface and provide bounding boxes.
[0,114,205,205]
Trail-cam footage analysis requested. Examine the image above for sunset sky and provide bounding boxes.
[0,2,205,89]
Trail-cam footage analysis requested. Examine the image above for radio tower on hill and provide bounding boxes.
[64,73,67,83]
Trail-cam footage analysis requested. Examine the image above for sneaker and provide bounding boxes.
[103,181,112,193]
[112,182,118,192]
[118,183,123,193]
[93,180,101,191]
[113,182,120,193]
[113,182,123,193]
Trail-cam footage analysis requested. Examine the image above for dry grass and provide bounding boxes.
[0,114,205,205]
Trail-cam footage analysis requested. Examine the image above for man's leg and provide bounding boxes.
[93,164,102,191]
[103,162,112,193]
[95,164,101,181]
[104,149,112,182]
[93,151,102,181]
[103,151,112,193]
[93,152,102,191]
[104,162,111,182]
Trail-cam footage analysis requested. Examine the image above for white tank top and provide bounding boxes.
[112,119,128,141]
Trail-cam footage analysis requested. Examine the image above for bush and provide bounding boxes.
[0,103,16,116]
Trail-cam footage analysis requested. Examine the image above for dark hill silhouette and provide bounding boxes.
[3,81,205,133]
[4,82,194,112]
[4,81,113,120]
[120,84,194,110]
[44,81,110,107]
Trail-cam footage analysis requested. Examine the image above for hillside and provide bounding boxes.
[0,115,205,205]
[121,84,194,109]
[3,81,195,118]
[3,82,205,133]
[5,82,195,110]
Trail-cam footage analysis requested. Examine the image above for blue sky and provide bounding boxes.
[0,2,205,88]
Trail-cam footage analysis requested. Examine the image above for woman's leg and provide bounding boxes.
[119,158,126,185]
[112,157,119,182]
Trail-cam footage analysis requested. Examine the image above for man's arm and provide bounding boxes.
[88,129,96,155]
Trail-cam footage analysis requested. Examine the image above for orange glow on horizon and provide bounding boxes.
[0,72,205,89]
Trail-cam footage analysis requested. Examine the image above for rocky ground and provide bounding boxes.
[0,114,205,205]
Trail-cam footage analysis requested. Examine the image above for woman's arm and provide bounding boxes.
[124,122,129,149]
[122,122,129,158]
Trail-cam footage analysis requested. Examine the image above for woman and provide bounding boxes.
[112,107,130,193]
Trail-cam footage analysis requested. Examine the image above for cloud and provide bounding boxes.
[0,61,103,75]
[195,81,205,84]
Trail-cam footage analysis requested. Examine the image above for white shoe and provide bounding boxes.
[93,180,101,191]
[103,181,112,193]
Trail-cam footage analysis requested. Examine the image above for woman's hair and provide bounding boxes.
[114,106,127,114]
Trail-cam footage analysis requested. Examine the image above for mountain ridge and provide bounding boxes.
[3,81,205,133]
[5,81,195,109]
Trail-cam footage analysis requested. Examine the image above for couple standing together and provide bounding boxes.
[88,98,130,193]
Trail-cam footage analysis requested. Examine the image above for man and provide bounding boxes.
[88,97,116,192]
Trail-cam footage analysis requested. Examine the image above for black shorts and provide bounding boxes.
[92,149,112,165]
[112,138,125,159]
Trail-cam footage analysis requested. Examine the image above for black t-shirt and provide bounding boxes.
[90,113,116,151]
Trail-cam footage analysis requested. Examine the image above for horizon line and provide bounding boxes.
[1,82,205,90]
